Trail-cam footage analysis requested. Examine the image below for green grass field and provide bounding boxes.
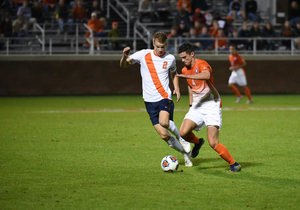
[0,95,299,209]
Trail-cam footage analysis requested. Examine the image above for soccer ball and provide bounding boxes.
[161,155,179,172]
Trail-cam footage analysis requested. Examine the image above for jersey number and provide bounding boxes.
[162,61,168,69]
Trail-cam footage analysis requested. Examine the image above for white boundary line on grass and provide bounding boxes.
[35,107,300,113]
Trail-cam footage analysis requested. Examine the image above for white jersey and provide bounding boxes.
[129,49,177,102]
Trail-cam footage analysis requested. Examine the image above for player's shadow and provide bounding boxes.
[193,158,262,170]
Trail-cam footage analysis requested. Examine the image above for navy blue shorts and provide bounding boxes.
[145,99,174,125]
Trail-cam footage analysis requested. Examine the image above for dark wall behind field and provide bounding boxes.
[0,55,299,96]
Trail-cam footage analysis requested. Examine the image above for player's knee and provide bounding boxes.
[228,83,233,87]
[179,130,189,139]
[160,133,170,141]
[159,120,169,129]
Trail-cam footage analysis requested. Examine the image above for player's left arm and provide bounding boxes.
[171,71,180,102]
[176,70,211,80]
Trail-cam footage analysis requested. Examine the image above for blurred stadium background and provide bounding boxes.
[0,0,299,96]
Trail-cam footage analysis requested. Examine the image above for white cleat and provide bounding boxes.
[179,137,191,153]
[246,100,252,104]
[184,152,193,167]
[236,95,243,103]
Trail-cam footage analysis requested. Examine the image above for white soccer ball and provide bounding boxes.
[161,155,179,172]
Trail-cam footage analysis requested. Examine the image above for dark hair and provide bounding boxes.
[178,42,194,54]
[229,44,237,49]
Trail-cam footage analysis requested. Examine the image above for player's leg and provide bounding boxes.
[180,118,205,158]
[229,83,243,102]
[154,124,192,166]
[207,126,241,172]
[241,85,252,103]
[159,100,191,153]
[229,73,243,103]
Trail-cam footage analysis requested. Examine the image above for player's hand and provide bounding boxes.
[173,89,180,102]
[176,74,186,78]
[123,47,130,57]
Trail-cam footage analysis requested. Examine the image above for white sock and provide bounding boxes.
[168,120,181,140]
[167,134,185,154]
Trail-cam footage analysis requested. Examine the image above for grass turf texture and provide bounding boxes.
[0,95,299,209]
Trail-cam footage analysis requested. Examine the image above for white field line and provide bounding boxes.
[35,107,300,113]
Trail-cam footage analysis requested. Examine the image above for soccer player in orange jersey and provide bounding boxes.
[120,32,193,166]
[176,42,241,172]
[228,44,252,104]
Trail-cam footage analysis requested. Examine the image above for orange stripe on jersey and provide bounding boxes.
[145,53,168,99]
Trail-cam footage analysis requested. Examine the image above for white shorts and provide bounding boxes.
[184,99,222,131]
[228,68,247,86]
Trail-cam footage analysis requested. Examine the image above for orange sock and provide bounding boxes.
[244,86,252,100]
[213,143,235,165]
[231,85,241,97]
[184,132,199,144]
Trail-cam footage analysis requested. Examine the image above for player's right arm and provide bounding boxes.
[120,46,132,68]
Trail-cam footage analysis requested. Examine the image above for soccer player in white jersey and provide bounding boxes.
[120,32,193,166]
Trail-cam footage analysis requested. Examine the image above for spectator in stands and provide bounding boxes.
[107,21,121,50]
[137,0,153,23]
[55,0,73,33]
[186,26,201,51]
[85,12,105,51]
[173,8,191,29]
[294,20,300,49]
[209,19,219,37]
[72,0,87,23]
[228,0,245,22]
[224,15,234,36]
[238,21,252,50]
[43,0,57,17]
[0,16,13,38]
[261,22,276,50]
[288,1,300,28]
[280,20,296,50]
[87,0,105,20]
[177,0,191,14]
[249,21,262,50]
[12,13,29,44]
[167,26,178,52]
[192,8,206,25]
[245,0,259,21]
[177,20,189,37]
[214,28,227,50]
[193,20,202,35]
[17,0,31,21]
[31,1,44,25]
[229,28,245,50]
[153,0,169,23]
[199,26,213,50]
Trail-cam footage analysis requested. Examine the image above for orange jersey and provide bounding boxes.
[229,53,245,71]
[182,59,221,104]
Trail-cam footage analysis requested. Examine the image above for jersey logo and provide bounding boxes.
[195,67,198,74]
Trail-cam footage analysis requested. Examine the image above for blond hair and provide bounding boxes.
[153,31,167,44]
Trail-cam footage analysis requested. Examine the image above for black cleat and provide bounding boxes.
[192,138,205,158]
[229,162,241,172]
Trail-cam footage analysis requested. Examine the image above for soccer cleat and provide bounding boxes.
[229,162,241,172]
[192,138,205,158]
[246,100,252,104]
[236,95,244,103]
[184,152,192,167]
[179,137,191,153]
